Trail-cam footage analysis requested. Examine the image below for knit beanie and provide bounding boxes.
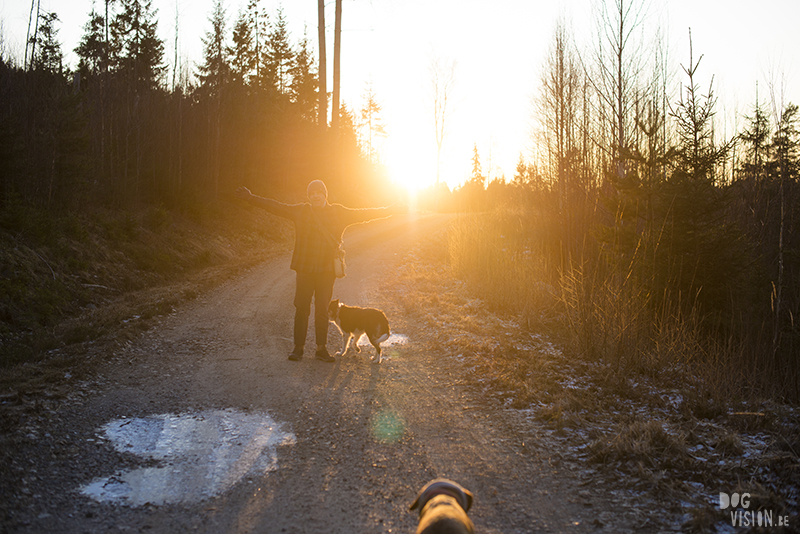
[307,180,328,197]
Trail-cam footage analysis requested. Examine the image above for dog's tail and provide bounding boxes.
[375,315,390,344]
[375,332,390,344]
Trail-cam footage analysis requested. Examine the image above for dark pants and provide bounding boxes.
[293,271,336,348]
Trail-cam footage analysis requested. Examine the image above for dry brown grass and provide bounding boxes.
[0,201,291,369]
[447,210,794,406]
[448,213,559,324]
[387,213,799,528]
[587,418,690,469]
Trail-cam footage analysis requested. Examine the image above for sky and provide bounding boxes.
[1,0,798,190]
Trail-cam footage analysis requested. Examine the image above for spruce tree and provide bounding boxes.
[769,104,799,183]
[110,0,164,91]
[229,9,256,87]
[359,84,386,164]
[289,32,317,121]
[32,11,63,75]
[197,0,230,97]
[657,43,741,324]
[75,8,106,77]
[739,98,771,182]
[263,8,293,96]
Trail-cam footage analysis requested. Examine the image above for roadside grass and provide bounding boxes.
[383,213,799,532]
[0,199,292,375]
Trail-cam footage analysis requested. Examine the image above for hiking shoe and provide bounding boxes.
[315,347,335,362]
[288,346,303,361]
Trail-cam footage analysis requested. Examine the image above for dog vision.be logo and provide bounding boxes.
[720,492,790,528]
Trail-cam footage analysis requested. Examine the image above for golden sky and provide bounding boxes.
[2,0,797,190]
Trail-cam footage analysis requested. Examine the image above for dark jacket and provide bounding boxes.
[253,198,395,273]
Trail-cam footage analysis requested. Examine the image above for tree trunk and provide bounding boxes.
[773,147,786,359]
[25,0,35,70]
[27,0,42,70]
[332,0,342,131]
[317,0,327,129]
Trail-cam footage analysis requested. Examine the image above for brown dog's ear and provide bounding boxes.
[409,479,473,514]
[461,487,474,513]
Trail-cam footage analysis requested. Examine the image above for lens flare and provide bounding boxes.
[370,408,405,443]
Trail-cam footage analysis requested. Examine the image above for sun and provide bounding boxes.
[380,108,469,194]
[384,133,438,194]
[387,156,436,194]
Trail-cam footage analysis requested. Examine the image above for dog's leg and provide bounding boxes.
[342,333,355,356]
[336,333,349,357]
[369,339,382,363]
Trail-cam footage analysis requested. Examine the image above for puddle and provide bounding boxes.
[351,333,409,361]
[356,333,409,347]
[81,409,295,506]
[358,334,408,349]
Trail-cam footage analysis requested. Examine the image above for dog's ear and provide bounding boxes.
[461,487,474,513]
[409,479,473,514]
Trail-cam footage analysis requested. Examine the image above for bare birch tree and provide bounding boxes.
[537,18,585,267]
[360,82,386,163]
[25,0,41,70]
[539,18,581,190]
[429,55,456,184]
[586,0,649,179]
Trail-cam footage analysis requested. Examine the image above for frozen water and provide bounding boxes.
[356,333,409,347]
[81,409,295,506]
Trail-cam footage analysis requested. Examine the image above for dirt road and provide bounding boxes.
[4,214,613,533]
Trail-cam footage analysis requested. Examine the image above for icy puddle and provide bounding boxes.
[356,333,409,347]
[81,409,295,506]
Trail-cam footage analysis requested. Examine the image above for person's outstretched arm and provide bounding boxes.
[341,202,408,226]
[235,186,298,220]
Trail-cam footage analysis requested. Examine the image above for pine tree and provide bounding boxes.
[245,0,264,83]
[337,102,359,150]
[263,8,293,95]
[75,9,106,77]
[655,40,740,322]
[739,97,771,182]
[669,41,731,185]
[470,143,483,184]
[769,104,799,182]
[229,9,256,87]
[360,83,386,163]
[197,0,230,97]
[32,11,63,74]
[110,0,165,90]
[766,103,799,355]
[289,31,317,121]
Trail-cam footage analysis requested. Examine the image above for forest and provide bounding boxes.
[1,0,799,402]
[0,0,397,210]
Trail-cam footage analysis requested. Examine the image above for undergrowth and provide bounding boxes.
[448,209,796,405]
[387,214,799,532]
[0,199,291,367]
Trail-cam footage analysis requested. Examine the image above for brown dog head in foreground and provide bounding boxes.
[410,479,474,534]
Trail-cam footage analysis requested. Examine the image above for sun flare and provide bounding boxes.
[388,157,435,193]
[384,133,438,193]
